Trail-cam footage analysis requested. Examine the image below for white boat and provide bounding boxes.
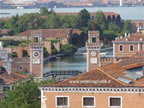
[16,6,24,9]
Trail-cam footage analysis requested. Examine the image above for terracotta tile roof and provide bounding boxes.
[118,51,144,67]
[43,66,125,88]
[122,63,144,70]
[131,51,144,58]
[15,29,81,38]
[0,17,9,21]
[0,72,29,85]
[131,20,144,27]
[113,33,144,42]
[100,63,125,78]
[0,29,11,34]
[43,61,144,88]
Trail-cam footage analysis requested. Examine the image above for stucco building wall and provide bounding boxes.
[43,92,144,108]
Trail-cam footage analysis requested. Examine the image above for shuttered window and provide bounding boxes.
[109,97,121,106]
[56,97,68,107]
[83,97,95,107]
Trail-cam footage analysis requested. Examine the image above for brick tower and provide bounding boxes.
[30,30,44,79]
[86,31,103,72]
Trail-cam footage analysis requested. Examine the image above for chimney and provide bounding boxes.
[125,33,127,37]
[0,41,3,50]
[8,58,13,75]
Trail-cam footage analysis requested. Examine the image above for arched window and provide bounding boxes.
[23,50,28,57]
[12,52,18,58]
[129,44,134,52]
[119,45,123,52]
[92,37,96,43]
[19,66,23,71]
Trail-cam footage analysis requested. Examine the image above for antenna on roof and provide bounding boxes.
[33,17,38,30]
[93,18,95,31]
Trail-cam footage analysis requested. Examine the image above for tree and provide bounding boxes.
[77,9,90,29]
[60,15,77,28]
[122,20,133,34]
[48,9,56,15]
[116,15,121,26]
[0,79,56,108]
[43,47,49,57]
[103,30,117,41]
[44,14,60,28]
[61,44,77,55]
[108,22,121,33]
[40,7,48,15]
[0,21,7,29]
[95,11,106,30]
[7,15,19,34]
[69,32,87,47]
[0,80,40,108]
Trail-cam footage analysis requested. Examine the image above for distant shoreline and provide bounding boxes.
[0,7,144,20]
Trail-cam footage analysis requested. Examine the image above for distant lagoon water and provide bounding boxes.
[0,6,144,20]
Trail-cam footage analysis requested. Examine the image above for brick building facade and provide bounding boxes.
[2,29,81,56]
[113,33,144,58]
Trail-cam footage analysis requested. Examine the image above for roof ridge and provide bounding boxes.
[97,68,126,86]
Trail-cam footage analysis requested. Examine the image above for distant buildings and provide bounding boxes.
[0,66,29,101]
[113,33,144,58]
[2,0,144,7]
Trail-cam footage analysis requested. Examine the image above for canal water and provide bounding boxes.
[43,55,86,73]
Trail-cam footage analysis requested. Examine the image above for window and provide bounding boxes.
[34,37,38,42]
[19,66,23,71]
[109,96,122,107]
[92,37,96,43]
[3,86,10,92]
[129,44,134,52]
[56,96,69,107]
[119,45,123,52]
[82,96,95,107]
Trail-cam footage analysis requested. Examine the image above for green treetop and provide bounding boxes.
[77,9,90,29]
[95,11,106,30]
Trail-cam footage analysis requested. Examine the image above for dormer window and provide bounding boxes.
[92,37,96,43]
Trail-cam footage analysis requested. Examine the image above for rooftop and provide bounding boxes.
[113,33,144,42]
[0,71,29,85]
[56,12,119,18]
[15,29,81,38]
[43,56,144,88]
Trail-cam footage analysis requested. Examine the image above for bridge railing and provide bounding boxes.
[43,70,82,78]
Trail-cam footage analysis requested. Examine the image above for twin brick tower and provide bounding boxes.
[30,30,44,79]
[86,31,103,72]
[29,30,101,79]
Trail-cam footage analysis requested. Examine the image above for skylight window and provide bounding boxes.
[124,66,144,80]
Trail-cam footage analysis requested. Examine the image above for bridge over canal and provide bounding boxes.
[43,70,83,81]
